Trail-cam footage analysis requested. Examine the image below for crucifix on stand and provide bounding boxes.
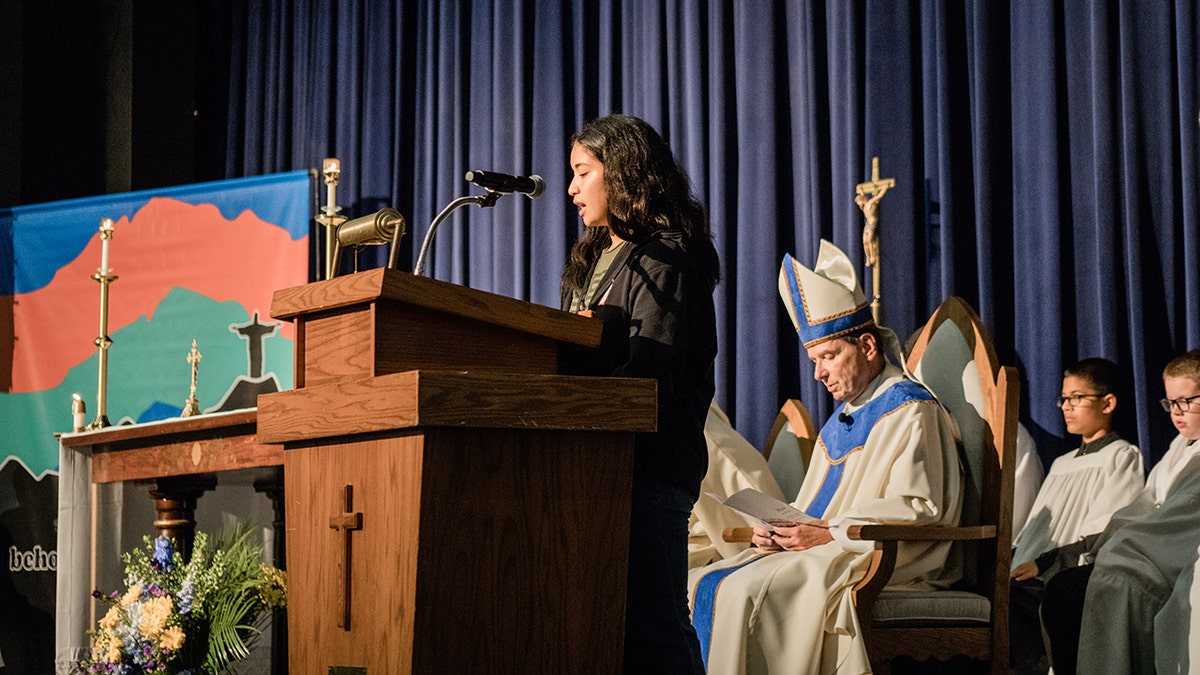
[329,484,363,630]
[855,157,896,324]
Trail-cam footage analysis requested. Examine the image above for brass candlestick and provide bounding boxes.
[85,218,117,430]
[315,157,348,280]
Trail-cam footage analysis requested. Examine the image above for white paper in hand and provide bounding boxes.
[707,488,816,532]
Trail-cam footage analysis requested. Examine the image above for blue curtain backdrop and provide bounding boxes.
[211,0,1199,470]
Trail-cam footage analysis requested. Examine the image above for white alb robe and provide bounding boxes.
[689,365,961,675]
[1077,443,1200,673]
[1011,436,1143,567]
[689,401,787,570]
[1154,542,1200,674]
[1010,424,1045,541]
[1148,434,1200,504]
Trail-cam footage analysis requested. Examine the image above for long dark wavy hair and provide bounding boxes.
[561,114,721,297]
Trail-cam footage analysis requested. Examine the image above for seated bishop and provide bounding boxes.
[688,240,963,675]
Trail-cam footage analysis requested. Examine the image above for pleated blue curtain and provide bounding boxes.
[216,0,1199,468]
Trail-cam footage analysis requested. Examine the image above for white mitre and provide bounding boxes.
[778,239,875,348]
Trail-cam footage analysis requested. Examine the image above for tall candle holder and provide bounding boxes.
[85,218,117,430]
[315,157,348,280]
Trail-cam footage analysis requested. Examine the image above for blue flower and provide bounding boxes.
[152,536,175,571]
[177,579,195,614]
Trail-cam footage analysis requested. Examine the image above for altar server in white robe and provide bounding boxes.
[689,401,787,570]
[1007,358,1143,673]
[689,240,962,675]
[1011,361,1143,570]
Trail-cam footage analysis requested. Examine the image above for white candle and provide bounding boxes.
[71,393,85,432]
[322,158,340,216]
[98,218,114,273]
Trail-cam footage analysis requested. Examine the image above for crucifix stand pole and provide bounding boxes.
[855,156,896,324]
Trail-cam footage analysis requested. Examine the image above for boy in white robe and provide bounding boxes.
[688,241,962,675]
[1042,349,1200,673]
[1007,358,1144,673]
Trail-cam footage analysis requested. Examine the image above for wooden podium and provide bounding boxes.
[257,268,655,674]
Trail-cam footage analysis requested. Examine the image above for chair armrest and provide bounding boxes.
[722,527,754,543]
[847,524,996,542]
[848,524,997,619]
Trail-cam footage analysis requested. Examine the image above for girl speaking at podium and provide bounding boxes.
[561,114,720,673]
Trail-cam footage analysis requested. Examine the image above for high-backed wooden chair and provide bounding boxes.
[847,296,1018,673]
[761,398,815,500]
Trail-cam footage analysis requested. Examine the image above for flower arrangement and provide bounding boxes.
[78,528,287,675]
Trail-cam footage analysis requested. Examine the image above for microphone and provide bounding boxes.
[464,170,546,198]
[838,411,854,425]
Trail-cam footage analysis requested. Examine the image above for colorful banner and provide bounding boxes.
[0,171,310,670]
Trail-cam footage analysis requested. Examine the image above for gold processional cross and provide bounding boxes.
[855,157,895,324]
[329,484,363,630]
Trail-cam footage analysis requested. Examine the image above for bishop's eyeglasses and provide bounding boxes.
[1056,393,1104,409]
[1160,394,1200,414]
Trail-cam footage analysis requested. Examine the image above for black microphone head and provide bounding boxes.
[465,169,545,198]
[526,174,546,199]
[838,411,854,425]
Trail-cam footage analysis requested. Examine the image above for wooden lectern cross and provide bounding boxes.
[329,484,363,631]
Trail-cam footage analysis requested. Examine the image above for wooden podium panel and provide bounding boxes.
[270,268,602,388]
[256,370,657,444]
[284,426,634,674]
[261,370,654,674]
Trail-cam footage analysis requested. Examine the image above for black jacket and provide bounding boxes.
[561,231,717,497]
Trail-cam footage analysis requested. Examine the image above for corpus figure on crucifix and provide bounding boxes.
[855,156,895,323]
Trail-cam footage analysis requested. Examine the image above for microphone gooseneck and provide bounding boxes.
[416,169,546,277]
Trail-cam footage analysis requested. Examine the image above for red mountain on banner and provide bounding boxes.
[11,197,307,392]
